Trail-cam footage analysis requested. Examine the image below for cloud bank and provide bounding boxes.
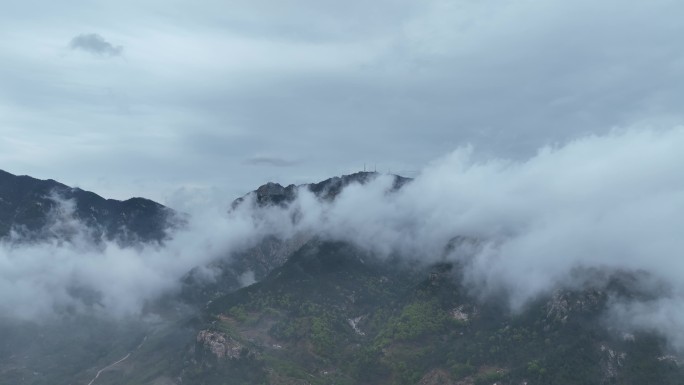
[0,194,274,320]
[1,126,683,349]
[277,125,684,348]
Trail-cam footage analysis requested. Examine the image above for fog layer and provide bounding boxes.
[2,126,683,347]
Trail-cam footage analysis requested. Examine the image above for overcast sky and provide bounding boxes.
[2,0,683,204]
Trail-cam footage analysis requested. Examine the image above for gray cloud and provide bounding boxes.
[69,33,123,56]
[243,156,299,167]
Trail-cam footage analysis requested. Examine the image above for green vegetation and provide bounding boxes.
[378,299,450,342]
[191,241,684,385]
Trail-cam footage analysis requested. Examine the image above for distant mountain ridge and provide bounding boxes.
[0,169,174,243]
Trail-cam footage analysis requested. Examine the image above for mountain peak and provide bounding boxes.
[235,171,412,209]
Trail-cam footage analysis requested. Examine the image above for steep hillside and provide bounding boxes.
[185,240,684,385]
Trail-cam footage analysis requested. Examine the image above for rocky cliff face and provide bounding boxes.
[196,330,245,359]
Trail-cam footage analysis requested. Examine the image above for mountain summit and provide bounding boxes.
[233,171,412,208]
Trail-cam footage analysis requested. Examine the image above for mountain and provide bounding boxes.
[184,241,684,385]
[231,171,411,208]
[182,171,411,304]
[74,238,684,385]
[0,169,175,243]
[0,170,682,385]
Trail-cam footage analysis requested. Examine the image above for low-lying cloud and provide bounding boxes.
[1,126,683,349]
[280,125,684,348]
[0,194,276,320]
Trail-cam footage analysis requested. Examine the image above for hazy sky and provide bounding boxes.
[2,0,683,204]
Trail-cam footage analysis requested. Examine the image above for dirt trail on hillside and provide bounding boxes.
[86,335,147,385]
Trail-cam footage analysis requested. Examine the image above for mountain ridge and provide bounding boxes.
[232,171,412,209]
[0,170,682,385]
[0,169,175,243]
